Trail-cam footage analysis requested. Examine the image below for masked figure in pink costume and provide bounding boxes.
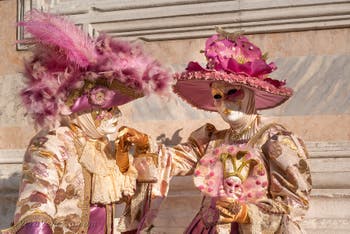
[120,29,312,233]
[1,10,171,234]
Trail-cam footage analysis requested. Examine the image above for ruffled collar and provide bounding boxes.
[68,119,137,204]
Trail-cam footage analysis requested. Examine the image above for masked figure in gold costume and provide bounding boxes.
[119,30,312,233]
[2,10,171,234]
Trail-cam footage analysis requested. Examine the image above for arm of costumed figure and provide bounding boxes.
[1,132,65,234]
[240,125,312,234]
[116,123,216,232]
[3,9,90,233]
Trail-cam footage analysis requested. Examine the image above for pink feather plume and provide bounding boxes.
[19,9,96,67]
[19,11,172,127]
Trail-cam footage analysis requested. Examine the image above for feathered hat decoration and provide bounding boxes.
[19,10,172,127]
[173,27,293,112]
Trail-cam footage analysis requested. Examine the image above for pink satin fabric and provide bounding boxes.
[17,222,52,234]
[88,204,107,234]
[16,204,108,234]
[70,92,134,113]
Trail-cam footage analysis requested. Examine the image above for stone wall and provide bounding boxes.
[0,0,350,233]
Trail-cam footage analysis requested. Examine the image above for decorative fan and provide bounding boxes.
[193,144,268,202]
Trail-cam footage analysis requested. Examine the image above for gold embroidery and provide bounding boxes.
[64,214,81,232]
[65,78,144,108]
[256,202,287,215]
[280,137,297,151]
[220,152,258,181]
[38,150,56,158]
[79,167,91,233]
[2,212,53,234]
[109,79,144,99]
[229,119,256,141]
[53,216,65,225]
[247,123,286,147]
[69,126,91,233]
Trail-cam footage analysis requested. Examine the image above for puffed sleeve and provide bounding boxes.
[1,132,65,234]
[153,123,216,197]
[117,124,216,232]
[241,126,312,234]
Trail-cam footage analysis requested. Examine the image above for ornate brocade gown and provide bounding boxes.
[2,125,138,234]
[131,120,311,234]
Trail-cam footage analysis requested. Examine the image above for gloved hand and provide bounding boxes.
[215,197,249,224]
[117,126,150,153]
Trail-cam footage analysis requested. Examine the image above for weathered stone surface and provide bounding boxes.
[0,74,29,127]
[0,0,29,75]
[0,164,21,229]
[19,0,350,41]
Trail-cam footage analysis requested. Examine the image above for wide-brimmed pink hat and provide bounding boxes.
[19,10,171,127]
[173,29,293,111]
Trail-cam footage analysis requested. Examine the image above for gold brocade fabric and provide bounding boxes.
[2,120,138,234]
[131,119,311,234]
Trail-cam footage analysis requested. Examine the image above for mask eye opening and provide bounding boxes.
[227,89,237,96]
[213,94,222,100]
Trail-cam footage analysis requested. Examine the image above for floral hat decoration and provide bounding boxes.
[19,10,171,127]
[173,28,293,112]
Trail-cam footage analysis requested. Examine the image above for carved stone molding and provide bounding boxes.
[17,0,350,47]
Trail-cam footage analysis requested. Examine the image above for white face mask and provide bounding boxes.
[94,107,122,135]
[97,115,119,134]
[211,82,255,124]
[73,107,122,140]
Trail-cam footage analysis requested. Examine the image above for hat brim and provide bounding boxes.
[173,71,293,112]
[70,91,141,113]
